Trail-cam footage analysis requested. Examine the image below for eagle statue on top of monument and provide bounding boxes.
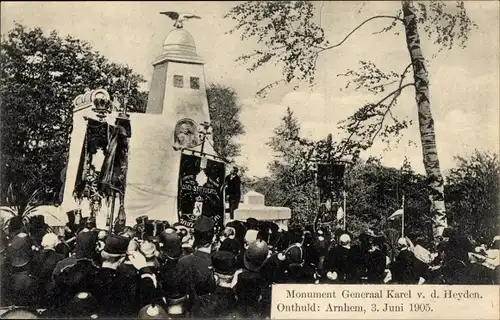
[160,11,201,29]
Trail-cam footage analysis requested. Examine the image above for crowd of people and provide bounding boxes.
[0,210,499,319]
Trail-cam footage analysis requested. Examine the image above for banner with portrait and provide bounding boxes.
[316,163,346,204]
[177,153,225,228]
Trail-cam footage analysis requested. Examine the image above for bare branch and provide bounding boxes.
[371,80,399,90]
[365,62,414,145]
[368,83,414,146]
[255,79,287,98]
[317,15,404,52]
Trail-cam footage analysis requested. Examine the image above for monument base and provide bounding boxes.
[233,191,292,231]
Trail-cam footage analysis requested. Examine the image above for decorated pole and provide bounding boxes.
[343,190,347,231]
[401,194,406,238]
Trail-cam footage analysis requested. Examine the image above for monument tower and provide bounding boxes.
[61,12,216,227]
[123,12,215,224]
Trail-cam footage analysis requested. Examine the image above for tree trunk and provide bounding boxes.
[401,0,447,240]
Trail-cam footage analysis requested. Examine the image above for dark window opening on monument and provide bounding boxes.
[190,77,200,89]
[174,75,184,88]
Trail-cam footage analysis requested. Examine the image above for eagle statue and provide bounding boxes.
[160,11,201,29]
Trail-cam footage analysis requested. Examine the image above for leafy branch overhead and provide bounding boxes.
[226,1,476,94]
[225,0,476,154]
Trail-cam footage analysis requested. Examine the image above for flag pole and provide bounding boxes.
[401,194,405,238]
[343,190,347,231]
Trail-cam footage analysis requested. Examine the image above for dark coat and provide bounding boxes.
[231,302,266,319]
[323,246,353,283]
[225,174,241,197]
[90,266,159,318]
[349,244,371,283]
[391,249,419,284]
[175,250,216,296]
[190,286,236,318]
[34,249,65,284]
[48,258,99,309]
[284,264,315,284]
[3,267,40,307]
[366,248,387,284]
[33,249,65,306]
[159,257,182,298]
[259,253,288,284]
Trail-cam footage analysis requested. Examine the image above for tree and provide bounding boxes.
[0,24,148,204]
[262,107,318,226]
[225,1,477,239]
[206,83,245,161]
[445,150,500,240]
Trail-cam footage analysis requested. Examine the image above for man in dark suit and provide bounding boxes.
[34,233,65,306]
[323,234,354,283]
[391,238,419,284]
[190,251,238,318]
[224,167,241,219]
[175,216,216,297]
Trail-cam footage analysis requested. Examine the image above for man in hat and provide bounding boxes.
[191,251,238,318]
[51,230,99,279]
[91,234,159,317]
[390,237,419,284]
[349,228,375,283]
[366,232,389,284]
[4,233,40,307]
[33,233,65,306]
[158,228,183,299]
[224,167,241,219]
[232,271,266,318]
[219,226,241,257]
[283,243,315,284]
[49,230,100,309]
[175,215,216,296]
[235,239,271,315]
[323,234,353,283]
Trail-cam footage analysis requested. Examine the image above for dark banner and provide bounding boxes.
[317,163,346,204]
[177,154,226,228]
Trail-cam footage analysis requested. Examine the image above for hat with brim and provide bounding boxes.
[8,233,33,268]
[243,240,269,272]
[159,228,182,260]
[103,234,129,256]
[194,215,214,233]
[211,250,236,275]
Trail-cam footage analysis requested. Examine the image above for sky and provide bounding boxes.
[1,1,499,178]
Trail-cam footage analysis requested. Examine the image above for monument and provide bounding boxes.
[61,13,223,229]
[233,191,292,230]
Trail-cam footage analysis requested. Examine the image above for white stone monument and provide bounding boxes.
[233,191,291,230]
[61,16,216,227]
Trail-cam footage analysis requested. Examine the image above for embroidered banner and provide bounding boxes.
[177,153,225,228]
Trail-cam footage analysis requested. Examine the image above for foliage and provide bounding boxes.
[261,107,318,227]
[226,1,478,239]
[445,150,500,240]
[224,0,477,157]
[0,23,148,205]
[206,83,245,162]
[1,183,43,218]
